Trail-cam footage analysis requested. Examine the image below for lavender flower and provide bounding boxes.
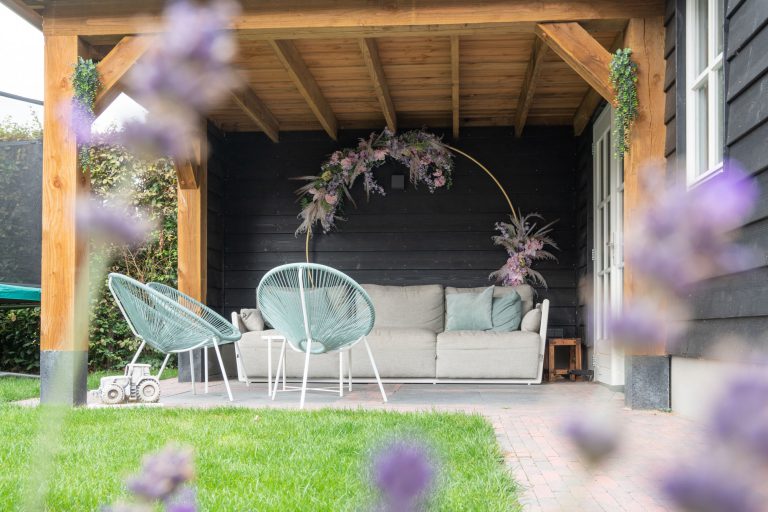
[708,373,768,461]
[372,440,435,512]
[661,464,759,512]
[606,297,687,350]
[126,445,195,502]
[76,197,154,247]
[562,415,620,466]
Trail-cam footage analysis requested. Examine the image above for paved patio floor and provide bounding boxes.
[86,378,702,511]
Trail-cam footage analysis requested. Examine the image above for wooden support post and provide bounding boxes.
[450,35,460,139]
[536,22,614,103]
[359,38,397,133]
[40,35,89,405]
[177,126,207,303]
[623,17,667,355]
[515,37,547,137]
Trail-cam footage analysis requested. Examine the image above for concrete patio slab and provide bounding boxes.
[16,379,701,511]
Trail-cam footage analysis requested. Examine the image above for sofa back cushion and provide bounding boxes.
[446,284,535,316]
[362,284,445,332]
[445,286,494,331]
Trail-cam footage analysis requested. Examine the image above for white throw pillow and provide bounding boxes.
[520,304,542,332]
[240,308,265,331]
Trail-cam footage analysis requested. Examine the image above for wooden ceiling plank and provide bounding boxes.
[514,37,547,137]
[359,38,397,132]
[94,35,155,115]
[450,35,460,139]
[230,86,280,142]
[535,22,613,103]
[1,0,41,30]
[269,39,338,140]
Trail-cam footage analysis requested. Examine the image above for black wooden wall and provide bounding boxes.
[207,125,226,311]
[666,0,768,357]
[215,127,580,338]
[575,120,596,349]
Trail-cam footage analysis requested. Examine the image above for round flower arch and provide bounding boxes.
[295,128,558,287]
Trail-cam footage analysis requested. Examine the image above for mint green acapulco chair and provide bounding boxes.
[256,263,387,408]
[108,273,241,402]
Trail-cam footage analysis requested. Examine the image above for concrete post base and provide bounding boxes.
[624,355,670,410]
[40,350,88,406]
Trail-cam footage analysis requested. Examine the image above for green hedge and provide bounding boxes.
[0,121,178,372]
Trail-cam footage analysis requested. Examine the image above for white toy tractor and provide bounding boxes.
[99,364,161,404]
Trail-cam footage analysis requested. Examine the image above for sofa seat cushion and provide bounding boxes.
[351,327,437,378]
[436,330,541,379]
[362,284,444,332]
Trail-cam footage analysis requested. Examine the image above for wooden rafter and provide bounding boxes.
[514,37,547,137]
[230,86,280,142]
[572,30,626,135]
[41,0,663,37]
[1,0,41,30]
[269,39,338,140]
[359,38,396,133]
[450,36,460,139]
[535,22,613,103]
[94,35,155,115]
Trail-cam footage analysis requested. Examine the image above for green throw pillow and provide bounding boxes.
[445,286,494,331]
[490,291,522,331]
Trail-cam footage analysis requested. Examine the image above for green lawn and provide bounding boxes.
[0,406,518,511]
[0,368,179,403]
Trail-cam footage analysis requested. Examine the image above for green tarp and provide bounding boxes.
[0,284,41,303]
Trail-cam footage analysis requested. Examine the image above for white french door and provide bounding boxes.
[592,107,625,386]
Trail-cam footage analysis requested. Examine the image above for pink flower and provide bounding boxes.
[434,176,446,187]
[325,193,338,205]
[373,149,388,161]
[340,158,353,171]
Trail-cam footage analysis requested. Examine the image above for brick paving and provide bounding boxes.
[86,379,703,511]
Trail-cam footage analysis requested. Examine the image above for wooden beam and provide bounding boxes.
[177,127,208,302]
[94,35,155,115]
[230,86,280,142]
[175,159,199,189]
[622,17,667,355]
[359,38,396,133]
[450,36,460,139]
[572,30,626,135]
[40,34,89,404]
[42,0,664,37]
[514,37,547,137]
[269,39,337,140]
[536,22,614,103]
[1,0,42,30]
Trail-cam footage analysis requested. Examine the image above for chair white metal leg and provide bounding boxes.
[299,338,313,409]
[282,348,287,390]
[189,350,196,395]
[157,353,171,380]
[339,352,343,397]
[212,339,234,402]
[266,338,272,395]
[272,339,287,400]
[234,341,249,387]
[348,350,352,391]
[130,340,146,365]
[204,346,209,394]
[363,337,387,402]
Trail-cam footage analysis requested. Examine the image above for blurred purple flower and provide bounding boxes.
[372,440,435,511]
[607,298,687,350]
[126,445,195,502]
[562,415,619,466]
[661,464,759,512]
[76,197,154,246]
[165,488,197,512]
[708,373,768,461]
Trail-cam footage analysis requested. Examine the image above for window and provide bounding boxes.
[686,0,725,185]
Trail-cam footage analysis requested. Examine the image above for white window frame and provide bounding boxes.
[685,0,725,186]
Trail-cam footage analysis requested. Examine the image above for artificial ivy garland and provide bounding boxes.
[609,48,639,157]
[71,57,101,172]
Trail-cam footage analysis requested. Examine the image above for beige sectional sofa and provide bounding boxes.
[232,283,550,384]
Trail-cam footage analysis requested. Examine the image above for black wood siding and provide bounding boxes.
[667,0,768,357]
[206,125,225,310]
[575,117,597,348]
[217,127,580,337]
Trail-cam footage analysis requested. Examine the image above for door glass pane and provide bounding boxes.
[716,0,724,54]
[695,0,709,74]
[605,131,612,193]
[715,66,724,166]
[695,82,709,175]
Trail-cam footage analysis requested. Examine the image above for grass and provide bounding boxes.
[0,368,179,403]
[0,406,518,511]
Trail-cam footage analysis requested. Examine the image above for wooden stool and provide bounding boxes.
[547,338,583,382]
